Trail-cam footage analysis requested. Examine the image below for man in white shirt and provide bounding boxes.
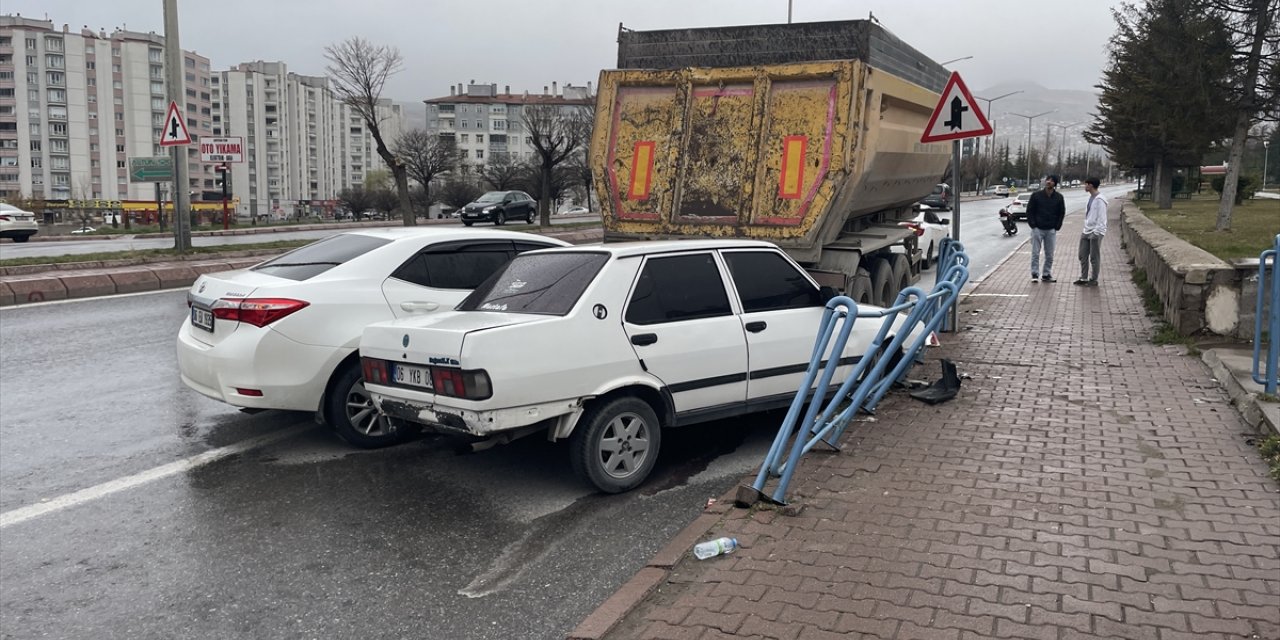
[1075,177,1108,286]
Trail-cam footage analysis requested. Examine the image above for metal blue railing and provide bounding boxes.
[741,243,970,505]
[1253,234,1279,396]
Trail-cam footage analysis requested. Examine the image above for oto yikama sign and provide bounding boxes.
[199,137,244,163]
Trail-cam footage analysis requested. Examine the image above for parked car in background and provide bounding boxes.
[561,206,591,216]
[460,191,537,226]
[986,184,1010,197]
[361,240,921,493]
[177,228,570,448]
[70,225,96,235]
[899,209,950,270]
[1002,192,1033,221]
[0,203,39,243]
[916,183,953,211]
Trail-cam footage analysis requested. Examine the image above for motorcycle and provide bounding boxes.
[998,207,1018,236]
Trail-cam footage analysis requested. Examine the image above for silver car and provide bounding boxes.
[0,203,38,243]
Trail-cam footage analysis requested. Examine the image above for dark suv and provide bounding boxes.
[917,183,953,211]
[460,191,537,226]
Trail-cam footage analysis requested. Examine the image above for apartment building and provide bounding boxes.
[212,60,403,220]
[423,81,592,167]
[0,16,213,205]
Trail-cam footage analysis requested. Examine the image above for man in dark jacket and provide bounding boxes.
[1026,174,1067,282]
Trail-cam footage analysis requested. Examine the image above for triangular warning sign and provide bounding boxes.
[921,72,994,144]
[159,100,192,146]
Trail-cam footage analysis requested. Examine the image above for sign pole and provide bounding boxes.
[163,0,191,253]
[155,182,165,232]
[221,165,230,230]
[949,139,961,332]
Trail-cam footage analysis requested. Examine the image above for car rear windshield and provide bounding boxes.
[251,233,390,281]
[458,252,608,316]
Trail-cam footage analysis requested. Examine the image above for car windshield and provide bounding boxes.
[458,252,609,316]
[476,192,506,203]
[252,233,390,281]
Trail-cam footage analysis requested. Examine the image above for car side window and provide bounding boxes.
[923,210,942,225]
[625,253,732,325]
[723,251,823,313]
[391,242,515,290]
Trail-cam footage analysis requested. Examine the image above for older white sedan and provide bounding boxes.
[177,228,568,448]
[361,240,916,492]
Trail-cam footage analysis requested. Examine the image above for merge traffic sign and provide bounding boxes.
[921,72,994,144]
[158,100,192,146]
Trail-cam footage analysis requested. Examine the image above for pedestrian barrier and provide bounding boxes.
[739,244,970,506]
[1253,233,1279,396]
[935,237,970,333]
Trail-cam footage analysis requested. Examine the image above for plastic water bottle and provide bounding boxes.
[693,537,739,560]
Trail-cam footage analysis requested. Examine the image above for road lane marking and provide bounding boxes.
[0,287,184,310]
[0,424,311,529]
[962,293,1030,298]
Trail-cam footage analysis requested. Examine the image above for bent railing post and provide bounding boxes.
[1253,234,1280,396]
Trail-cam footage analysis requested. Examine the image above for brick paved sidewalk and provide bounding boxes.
[596,200,1280,640]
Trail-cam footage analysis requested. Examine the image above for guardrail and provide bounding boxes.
[739,242,970,506]
[1253,233,1279,396]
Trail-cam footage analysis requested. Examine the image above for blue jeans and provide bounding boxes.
[1030,228,1057,277]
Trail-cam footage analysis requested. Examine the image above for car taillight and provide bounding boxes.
[905,223,925,236]
[210,297,309,327]
[432,368,492,400]
[361,357,390,385]
[0,215,10,221]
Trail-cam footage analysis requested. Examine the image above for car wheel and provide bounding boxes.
[525,212,533,224]
[12,235,30,243]
[569,395,662,494]
[325,362,414,449]
[495,211,506,226]
[463,220,474,227]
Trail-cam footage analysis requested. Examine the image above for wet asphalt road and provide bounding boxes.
[0,187,1130,639]
[0,290,777,640]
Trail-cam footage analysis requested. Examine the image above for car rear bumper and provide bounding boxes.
[368,384,577,437]
[176,321,347,411]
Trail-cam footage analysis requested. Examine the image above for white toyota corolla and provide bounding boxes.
[176,227,569,447]
[361,240,918,492]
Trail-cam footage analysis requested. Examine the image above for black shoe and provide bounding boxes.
[1073,279,1088,285]
[1031,275,1039,282]
[1085,280,1098,287]
[1042,276,1057,283]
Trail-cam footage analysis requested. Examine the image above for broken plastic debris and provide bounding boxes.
[959,372,973,380]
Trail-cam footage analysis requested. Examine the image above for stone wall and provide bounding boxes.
[1119,203,1244,336]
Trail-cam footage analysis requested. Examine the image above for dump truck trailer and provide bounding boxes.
[590,20,952,306]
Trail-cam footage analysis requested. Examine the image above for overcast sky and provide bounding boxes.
[10,0,1124,101]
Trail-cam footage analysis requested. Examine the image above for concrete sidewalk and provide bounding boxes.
[573,201,1280,640]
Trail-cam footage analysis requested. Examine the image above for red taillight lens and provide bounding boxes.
[362,357,390,385]
[432,367,491,400]
[0,215,10,221]
[210,297,309,327]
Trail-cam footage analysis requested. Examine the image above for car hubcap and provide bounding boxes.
[345,379,389,437]
[598,412,650,479]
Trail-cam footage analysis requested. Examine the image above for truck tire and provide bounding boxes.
[889,254,912,298]
[849,268,873,306]
[869,258,894,307]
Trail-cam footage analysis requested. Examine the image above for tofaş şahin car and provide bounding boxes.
[360,239,923,493]
[176,228,569,448]
[459,190,537,226]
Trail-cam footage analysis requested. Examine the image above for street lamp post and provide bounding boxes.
[1009,110,1055,187]
[975,90,1023,189]
[1048,121,1082,175]
[1264,140,1271,192]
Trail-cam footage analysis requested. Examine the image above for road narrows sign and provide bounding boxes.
[921,72,994,144]
[158,100,192,146]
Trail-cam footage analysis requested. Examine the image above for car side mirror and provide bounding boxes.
[819,285,839,303]
[939,218,950,225]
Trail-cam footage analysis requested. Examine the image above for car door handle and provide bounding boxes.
[631,333,658,346]
[745,321,767,333]
[400,301,440,313]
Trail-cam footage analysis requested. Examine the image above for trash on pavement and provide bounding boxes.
[910,359,962,405]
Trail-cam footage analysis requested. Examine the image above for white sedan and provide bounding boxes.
[361,240,919,492]
[177,228,569,448]
[1003,192,1033,221]
[0,203,39,242]
[900,210,951,270]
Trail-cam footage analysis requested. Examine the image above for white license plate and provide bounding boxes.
[392,363,433,390]
[191,306,214,332]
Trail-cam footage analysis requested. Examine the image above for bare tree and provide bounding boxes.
[325,37,414,226]
[522,101,591,226]
[440,177,483,210]
[478,152,526,190]
[396,129,457,210]
[337,186,375,220]
[1212,0,1279,229]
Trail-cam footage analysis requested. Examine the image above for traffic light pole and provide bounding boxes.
[219,164,229,230]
